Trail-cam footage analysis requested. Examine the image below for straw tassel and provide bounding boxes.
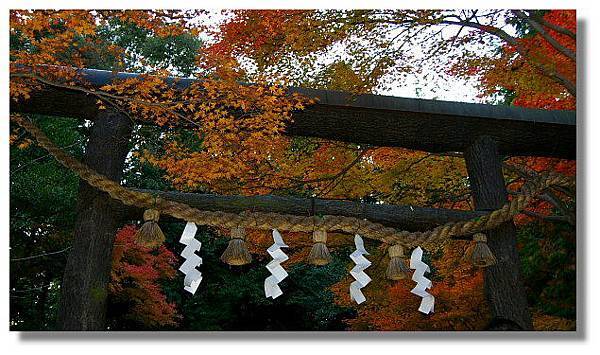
[134,209,165,248]
[386,244,410,280]
[220,226,252,266]
[465,233,497,267]
[307,230,332,266]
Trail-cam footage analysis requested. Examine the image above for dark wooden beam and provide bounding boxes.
[111,189,485,232]
[11,68,576,159]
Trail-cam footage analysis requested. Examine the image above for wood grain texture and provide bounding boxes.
[56,109,133,330]
[11,68,576,159]
[464,136,533,330]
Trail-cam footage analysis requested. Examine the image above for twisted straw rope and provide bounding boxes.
[12,115,575,249]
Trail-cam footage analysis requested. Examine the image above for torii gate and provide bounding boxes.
[11,68,576,330]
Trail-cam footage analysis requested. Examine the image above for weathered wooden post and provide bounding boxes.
[464,135,533,330]
[56,109,132,330]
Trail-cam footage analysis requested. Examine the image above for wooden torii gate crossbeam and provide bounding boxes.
[14,68,575,159]
[10,68,576,330]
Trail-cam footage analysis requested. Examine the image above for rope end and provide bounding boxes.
[465,233,497,267]
[221,227,252,266]
[386,244,410,280]
[134,209,165,248]
[308,230,332,266]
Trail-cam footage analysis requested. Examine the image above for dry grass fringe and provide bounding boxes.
[134,221,165,248]
[221,238,252,266]
[465,233,497,267]
[386,257,411,280]
[307,242,332,266]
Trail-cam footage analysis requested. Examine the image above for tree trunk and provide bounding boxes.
[464,135,533,330]
[56,110,132,330]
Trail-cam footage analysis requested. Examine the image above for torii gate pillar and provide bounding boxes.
[464,135,533,330]
[56,109,132,330]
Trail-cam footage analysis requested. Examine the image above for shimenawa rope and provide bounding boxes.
[11,115,575,249]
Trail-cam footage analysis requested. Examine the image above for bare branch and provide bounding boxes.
[439,19,576,96]
[521,210,571,223]
[11,246,72,262]
[316,147,371,196]
[512,10,575,61]
[526,10,576,39]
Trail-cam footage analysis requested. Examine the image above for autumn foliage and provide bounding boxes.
[477,10,575,110]
[210,9,576,330]
[109,225,179,328]
[327,241,489,330]
[9,9,576,330]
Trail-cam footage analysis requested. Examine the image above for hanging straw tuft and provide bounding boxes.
[221,226,252,266]
[134,209,165,248]
[386,244,411,280]
[307,230,332,266]
[465,233,497,267]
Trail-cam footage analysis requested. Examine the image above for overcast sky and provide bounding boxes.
[195,10,487,104]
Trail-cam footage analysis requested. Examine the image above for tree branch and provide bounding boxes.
[439,19,576,96]
[11,246,72,262]
[527,10,576,39]
[512,10,575,61]
[521,210,571,223]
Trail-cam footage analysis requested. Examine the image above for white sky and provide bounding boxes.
[195,10,485,103]
[379,66,482,102]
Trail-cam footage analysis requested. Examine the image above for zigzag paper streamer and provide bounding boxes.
[349,234,371,304]
[178,222,203,295]
[410,246,435,314]
[264,229,289,299]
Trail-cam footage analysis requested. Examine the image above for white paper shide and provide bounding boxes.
[264,229,289,299]
[349,234,371,304]
[410,246,435,314]
[178,221,203,295]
